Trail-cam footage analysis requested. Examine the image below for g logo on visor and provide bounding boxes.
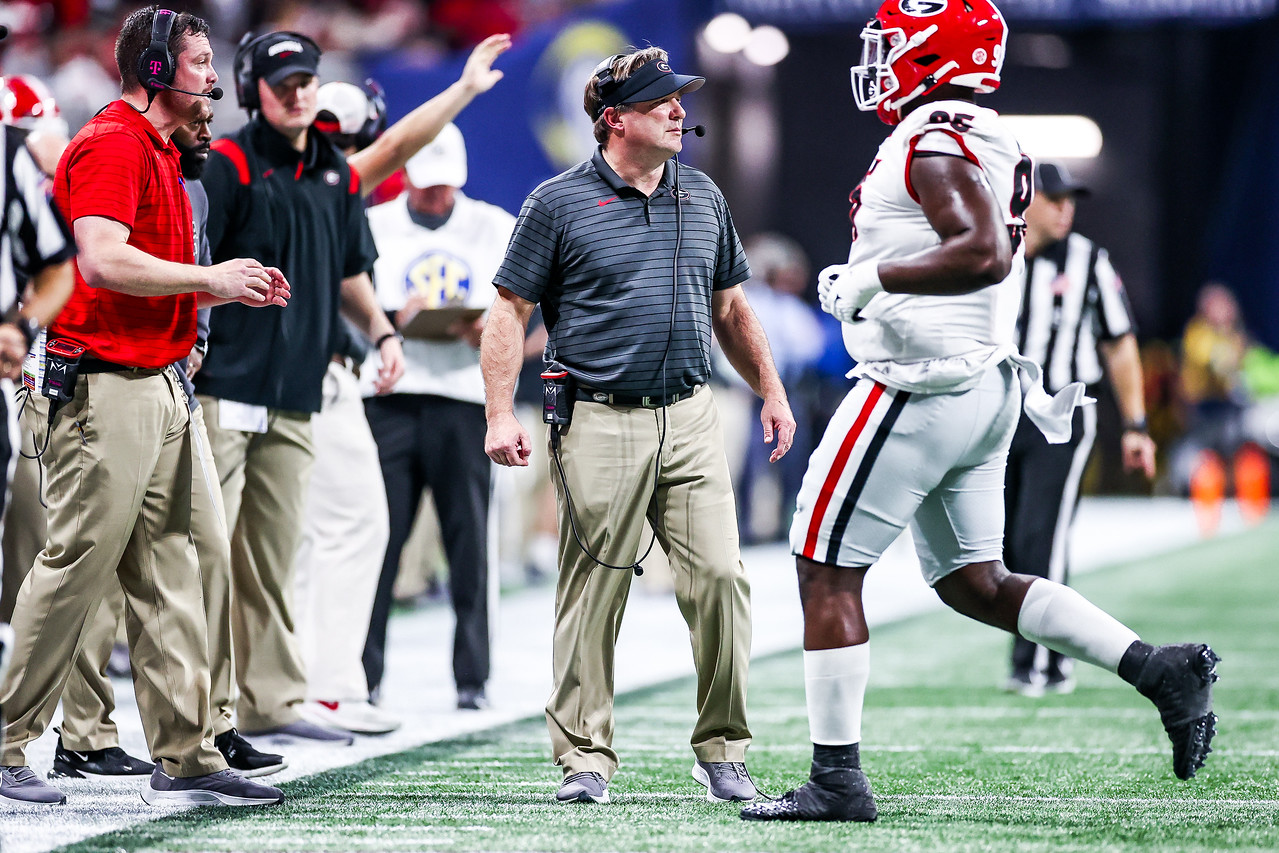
[899,0,947,15]
[656,61,672,73]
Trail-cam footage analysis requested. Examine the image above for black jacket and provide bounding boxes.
[196,116,377,413]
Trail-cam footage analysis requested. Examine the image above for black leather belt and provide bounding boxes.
[79,357,165,375]
[575,385,699,408]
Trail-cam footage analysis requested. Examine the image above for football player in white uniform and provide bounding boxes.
[742,0,1219,824]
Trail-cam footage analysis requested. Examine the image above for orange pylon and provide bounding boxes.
[1234,442,1271,525]
[1189,449,1226,537]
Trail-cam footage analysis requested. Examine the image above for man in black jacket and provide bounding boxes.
[198,30,508,742]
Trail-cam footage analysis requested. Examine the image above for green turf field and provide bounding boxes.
[61,520,1279,852]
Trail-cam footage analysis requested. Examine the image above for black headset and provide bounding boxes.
[590,54,625,120]
[137,9,178,92]
[233,30,321,111]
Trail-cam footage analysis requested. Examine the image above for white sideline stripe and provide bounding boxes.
[0,498,1259,853]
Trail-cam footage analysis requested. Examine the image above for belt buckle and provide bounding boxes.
[641,394,656,407]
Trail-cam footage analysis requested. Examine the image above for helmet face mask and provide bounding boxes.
[849,0,1008,125]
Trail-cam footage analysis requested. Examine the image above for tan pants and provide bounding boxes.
[199,397,312,732]
[6,401,239,749]
[1,369,223,776]
[545,385,752,780]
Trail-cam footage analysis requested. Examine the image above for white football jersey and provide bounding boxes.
[842,100,1032,388]
[359,191,516,404]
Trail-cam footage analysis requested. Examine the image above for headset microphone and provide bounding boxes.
[165,84,224,100]
[681,125,705,137]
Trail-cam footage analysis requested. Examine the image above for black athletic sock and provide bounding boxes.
[1117,640,1155,685]
[813,743,860,770]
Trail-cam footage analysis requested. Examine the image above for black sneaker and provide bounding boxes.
[141,768,284,806]
[457,687,489,711]
[740,763,877,822]
[215,729,287,778]
[49,731,154,780]
[1134,643,1221,780]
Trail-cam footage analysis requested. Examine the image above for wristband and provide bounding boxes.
[376,332,402,349]
[1122,417,1149,434]
[193,337,209,357]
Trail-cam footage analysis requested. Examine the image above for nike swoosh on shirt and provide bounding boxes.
[597,196,618,206]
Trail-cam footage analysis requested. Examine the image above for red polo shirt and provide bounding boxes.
[51,100,198,367]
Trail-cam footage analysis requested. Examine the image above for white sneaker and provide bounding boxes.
[299,700,401,735]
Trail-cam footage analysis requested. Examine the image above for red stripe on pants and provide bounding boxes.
[801,381,886,560]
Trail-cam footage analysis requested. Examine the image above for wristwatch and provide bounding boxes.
[193,337,209,357]
[1122,417,1149,435]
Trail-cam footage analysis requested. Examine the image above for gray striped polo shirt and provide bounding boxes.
[494,148,749,398]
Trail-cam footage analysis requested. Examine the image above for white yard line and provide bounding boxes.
[0,498,1251,852]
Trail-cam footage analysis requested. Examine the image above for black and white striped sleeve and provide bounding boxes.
[1091,247,1135,340]
[6,128,74,277]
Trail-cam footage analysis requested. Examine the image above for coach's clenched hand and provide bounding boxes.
[205,260,291,307]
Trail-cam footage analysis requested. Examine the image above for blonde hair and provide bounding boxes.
[582,46,670,145]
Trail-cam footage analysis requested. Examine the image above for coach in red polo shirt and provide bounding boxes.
[0,7,288,808]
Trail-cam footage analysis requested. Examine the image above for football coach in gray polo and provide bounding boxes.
[481,47,795,806]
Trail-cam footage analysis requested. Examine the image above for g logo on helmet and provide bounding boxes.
[899,0,948,16]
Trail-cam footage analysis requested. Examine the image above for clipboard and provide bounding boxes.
[400,306,485,341]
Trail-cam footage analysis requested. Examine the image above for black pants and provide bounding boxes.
[362,394,491,694]
[1003,404,1096,682]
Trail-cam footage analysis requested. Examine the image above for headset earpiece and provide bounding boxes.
[233,31,266,111]
[591,54,625,120]
[137,8,177,92]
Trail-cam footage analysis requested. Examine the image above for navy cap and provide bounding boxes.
[597,59,704,117]
[1035,161,1091,198]
[253,33,320,87]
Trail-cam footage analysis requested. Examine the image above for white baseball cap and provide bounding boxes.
[404,123,467,189]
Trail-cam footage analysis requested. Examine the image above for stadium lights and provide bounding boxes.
[743,25,789,66]
[702,13,752,54]
[1000,115,1104,159]
[702,14,790,66]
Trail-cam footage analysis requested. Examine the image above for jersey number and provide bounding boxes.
[1008,153,1033,252]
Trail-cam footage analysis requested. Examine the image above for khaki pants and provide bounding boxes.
[1,369,223,776]
[545,385,752,780]
[7,401,239,749]
[199,397,312,731]
[294,363,387,701]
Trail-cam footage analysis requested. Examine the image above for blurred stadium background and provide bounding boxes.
[5,0,1279,499]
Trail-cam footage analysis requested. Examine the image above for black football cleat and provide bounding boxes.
[740,763,877,822]
[1133,643,1220,780]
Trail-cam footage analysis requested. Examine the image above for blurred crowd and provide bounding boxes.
[0,0,593,136]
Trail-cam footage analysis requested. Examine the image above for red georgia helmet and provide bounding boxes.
[0,74,67,136]
[851,0,1009,125]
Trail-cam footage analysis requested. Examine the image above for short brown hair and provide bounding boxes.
[115,6,210,92]
[582,47,669,145]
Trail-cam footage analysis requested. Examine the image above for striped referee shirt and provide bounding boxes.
[1017,232,1135,394]
[1,126,73,321]
[494,149,750,398]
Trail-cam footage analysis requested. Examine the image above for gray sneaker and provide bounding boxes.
[1,766,66,805]
[692,760,758,802]
[141,768,284,806]
[244,718,354,745]
[555,771,610,804]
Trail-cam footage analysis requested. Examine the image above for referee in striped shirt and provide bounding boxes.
[1004,161,1157,696]
[481,47,795,806]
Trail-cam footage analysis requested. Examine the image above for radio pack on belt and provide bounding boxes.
[41,338,86,421]
[541,368,575,427]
